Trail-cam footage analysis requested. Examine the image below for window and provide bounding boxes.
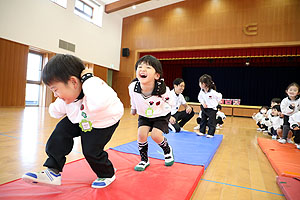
[26,52,43,106]
[75,0,93,19]
[74,0,103,27]
[50,0,67,8]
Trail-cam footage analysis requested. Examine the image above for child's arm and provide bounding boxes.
[49,98,67,118]
[280,99,295,115]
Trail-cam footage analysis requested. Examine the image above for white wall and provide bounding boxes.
[0,0,122,70]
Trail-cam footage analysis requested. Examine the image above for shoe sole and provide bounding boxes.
[134,163,150,171]
[22,175,61,186]
[91,175,116,189]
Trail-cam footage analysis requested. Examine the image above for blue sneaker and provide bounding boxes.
[22,168,61,186]
[92,175,116,188]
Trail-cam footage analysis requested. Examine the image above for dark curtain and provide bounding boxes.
[182,66,299,106]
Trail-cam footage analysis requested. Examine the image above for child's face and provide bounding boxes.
[286,85,299,99]
[174,82,185,94]
[271,108,279,116]
[48,77,81,104]
[136,62,160,85]
[199,82,207,90]
[260,108,267,114]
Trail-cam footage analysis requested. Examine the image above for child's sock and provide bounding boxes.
[138,141,148,162]
[158,137,170,154]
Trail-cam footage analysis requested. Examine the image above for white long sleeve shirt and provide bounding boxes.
[128,80,174,118]
[49,76,124,128]
[264,115,283,130]
[198,89,222,110]
[280,97,300,116]
[170,89,187,115]
[289,111,300,128]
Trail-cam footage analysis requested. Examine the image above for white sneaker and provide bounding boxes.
[164,146,174,166]
[296,144,300,150]
[271,135,277,140]
[216,125,220,130]
[206,134,214,138]
[194,125,200,130]
[180,127,187,132]
[287,139,294,144]
[22,168,61,186]
[92,175,116,188]
[257,128,262,131]
[196,132,205,136]
[134,161,150,171]
[277,138,286,144]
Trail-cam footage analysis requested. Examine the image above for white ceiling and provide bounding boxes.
[100,0,185,18]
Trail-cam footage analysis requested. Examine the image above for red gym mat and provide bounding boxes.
[0,149,204,200]
[277,176,300,200]
[257,138,300,179]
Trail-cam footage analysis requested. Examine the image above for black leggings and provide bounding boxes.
[44,117,119,178]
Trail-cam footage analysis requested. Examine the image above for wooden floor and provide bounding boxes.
[0,107,284,200]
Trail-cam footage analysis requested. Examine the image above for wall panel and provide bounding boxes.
[0,38,28,107]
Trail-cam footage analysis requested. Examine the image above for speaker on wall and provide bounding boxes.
[122,48,130,57]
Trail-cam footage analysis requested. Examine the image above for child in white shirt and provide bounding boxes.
[216,105,226,129]
[128,55,175,171]
[289,111,300,149]
[22,54,124,188]
[197,74,222,138]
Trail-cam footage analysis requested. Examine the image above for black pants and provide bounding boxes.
[216,117,224,125]
[171,109,195,132]
[292,129,300,144]
[200,106,217,136]
[43,117,119,178]
[282,115,290,139]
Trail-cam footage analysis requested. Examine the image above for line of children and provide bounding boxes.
[128,55,175,171]
[168,78,195,132]
[196,74,222,138]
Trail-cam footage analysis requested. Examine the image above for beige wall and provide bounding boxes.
[113,0,300,107]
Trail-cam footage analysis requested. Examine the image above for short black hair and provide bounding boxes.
[217,104,222,110]
[271,98,281,104]
[272,104,281,112]
[173,78,184,86]
[42,54,85,85]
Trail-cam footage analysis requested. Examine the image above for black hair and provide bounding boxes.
[199,74,216,90]
[173,78,184,86]
[42,54,85,85]
[259,106,269,111]
[134,55,166,95]
[217,104,222,110]
[271,98,281,104]
[272,105,281,112]
[286,82,300,92]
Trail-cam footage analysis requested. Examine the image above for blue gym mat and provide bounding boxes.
[111,131,223,169]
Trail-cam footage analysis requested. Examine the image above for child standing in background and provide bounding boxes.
[278,82,300,144]
[22,54,124,188]
[197,74,222,138]
[128,55,175,171]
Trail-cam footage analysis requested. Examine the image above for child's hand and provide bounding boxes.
[294,126,300,131]
[169,116,176,124]
[252,113,256,117]
[131,109,136,115]
[203,104,208,108]
[186,106,192,114]
[81,68,93,78]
